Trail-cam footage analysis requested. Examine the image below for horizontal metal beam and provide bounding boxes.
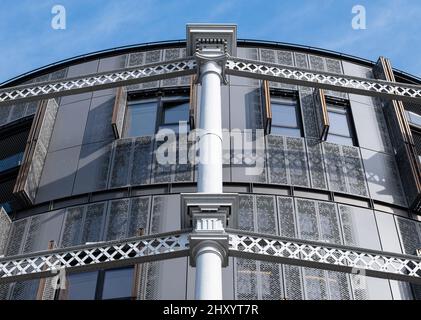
[226,57,421,104]
[226,229,421,285]
[0,230,190,284]
[0,58,197,105]
[1,229,421,285]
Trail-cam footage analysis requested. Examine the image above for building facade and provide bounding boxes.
[0,25,421,300]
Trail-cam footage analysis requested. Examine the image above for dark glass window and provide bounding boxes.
[65,271,98,300]
[102,268,134,300]
[124,96,190,137]
[270,95,302,137]
[60,267,134,300]
[159,100,190,133]
[326,104,355,146]
[124,101,158,137]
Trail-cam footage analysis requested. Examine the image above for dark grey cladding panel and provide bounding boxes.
[73,141,113,195]
[150,194,181,234]
[361,148,406,206]
[61,205,84,247]
[9,103,27,122]
[0,105,12,126]
[277,196,296,238]
[0,208,11,256]
[283,265,304,300]
[151,138,173,184]
[174,140,194,183]
[5,218,28,256]
[285,137,310,187]
[350,96,393,154]
[266,135,288,185]
[255,195,277,235]
[83,95,115,145]
[131,136,154,185]
[128,196,151,237]
[22,210,65,254]
[66,60,99,78]
[299,89,319,139]
[26,99,59,203]
[294,52,309,69]
[327,271,352,300]
[238,194,254,231]
[309,55,326,72]
[98,55,127,72]
[375,211,402,254]
[395,216,421,255]
[105,199,130,241]
[303,267,328,300]
[306,139,328,190]
[266,136,309,187]
[35,145,81,203]
[295,199,351,299]
[82,202,106,244]
[295,198,319,241]
[342,146,368,197]
[338,204,382,250]
[229,86,263,131]
[49,99,91,152]
[9,280,39,300]
[235,258,259,300]
[141,258,187,300]
[323,143,368,196]
[60,203,106,247]
[109,138,134,188]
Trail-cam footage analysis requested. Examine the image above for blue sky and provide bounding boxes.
[1,0,421,83]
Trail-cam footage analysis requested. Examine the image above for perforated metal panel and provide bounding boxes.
[82,202,106,244]
[303,267,328,300]
[277,196,296,238]
[342,146,368,197]
[283,265,304,300]
[109,138,133,188]
[237,195,254,232]
[10,280,39,300]
[299,90,319,139]
[285,137,310,187]
[61,206,83,247]
[128,197,151,237]
[6,218,28,256]
[235,258,258,300]
[323,142,347,193]
[105,199,130,241]
[255,195,277,235]
[266,135,288,185]
[306,139,328,189]
[131,136,153,185]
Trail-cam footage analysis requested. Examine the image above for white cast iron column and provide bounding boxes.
[186,23,237,301]
[197,60,223,194]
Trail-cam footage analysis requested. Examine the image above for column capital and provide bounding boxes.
[181,193,239,267]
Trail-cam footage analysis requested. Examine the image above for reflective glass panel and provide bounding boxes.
[125,102,157,137]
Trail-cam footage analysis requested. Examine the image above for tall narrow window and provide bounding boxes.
[124,100,158,137]
[270,95,302,137]
[326,103,356,146]
[159,99,190,133]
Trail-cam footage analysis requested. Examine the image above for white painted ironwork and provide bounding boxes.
[227,230,421,284]
[225,57,421,103]
[0,58,197,105]
[0,230,190,284]
[1,229,421,285]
